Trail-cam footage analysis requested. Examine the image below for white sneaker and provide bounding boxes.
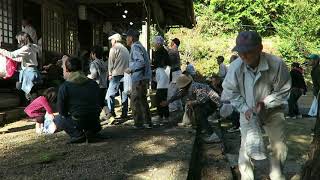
[203,133,221,143]
[35,128,43,134]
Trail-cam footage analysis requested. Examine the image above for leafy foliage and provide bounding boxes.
[165,0,320,76]
[194,0,288,35]
[274,1,320,63]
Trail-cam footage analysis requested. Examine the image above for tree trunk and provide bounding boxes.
[301,95,320,180]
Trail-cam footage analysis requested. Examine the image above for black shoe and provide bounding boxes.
[67,135,86,144]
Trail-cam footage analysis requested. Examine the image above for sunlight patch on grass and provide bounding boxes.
[134,136,178,155]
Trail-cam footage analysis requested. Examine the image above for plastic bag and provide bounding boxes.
[42,112,55,134]
[308,96,318,117]
[0,53,17,79]
[123,72,132,95]
[244,115,267,160]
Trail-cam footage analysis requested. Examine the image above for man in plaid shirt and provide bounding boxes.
[161,74,221,143]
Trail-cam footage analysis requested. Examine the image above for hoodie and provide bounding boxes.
[57,71,101,118]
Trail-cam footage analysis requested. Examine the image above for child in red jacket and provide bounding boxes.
[24,87,57,134]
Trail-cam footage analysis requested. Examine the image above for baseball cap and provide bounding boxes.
[108,33,122,41]
[232,31,262,53]
[307,54,320,60]
[124,29,140,38]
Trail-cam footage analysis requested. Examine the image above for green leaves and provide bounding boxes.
[193,0,320,62]
[274,1,320,62]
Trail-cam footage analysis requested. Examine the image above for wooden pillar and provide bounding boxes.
[146,1,151,56]
[141,0,151,58]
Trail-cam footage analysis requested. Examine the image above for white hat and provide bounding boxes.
[108,33,122,41]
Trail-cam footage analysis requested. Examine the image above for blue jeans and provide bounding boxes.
[105,75,128,116]
[53,115,101,138]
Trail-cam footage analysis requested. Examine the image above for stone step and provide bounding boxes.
[0,107,26,127]
[0,92,20,109]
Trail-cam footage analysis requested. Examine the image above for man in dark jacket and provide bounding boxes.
[287,62,307,118]
[53,56,102,144]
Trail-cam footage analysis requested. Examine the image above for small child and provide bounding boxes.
[24,87,57,134]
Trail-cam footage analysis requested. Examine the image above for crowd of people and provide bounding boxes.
[1,19,320,179]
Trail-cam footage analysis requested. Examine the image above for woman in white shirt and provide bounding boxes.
[0,32,40,100]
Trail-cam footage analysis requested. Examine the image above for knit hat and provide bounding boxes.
[176,74,192,89]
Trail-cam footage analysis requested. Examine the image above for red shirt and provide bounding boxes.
[24,96,53,117]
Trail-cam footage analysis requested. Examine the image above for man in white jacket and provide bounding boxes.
[222,31,291,180]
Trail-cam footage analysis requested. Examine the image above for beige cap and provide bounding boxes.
[108,33,122,41]
[176,74,192,89]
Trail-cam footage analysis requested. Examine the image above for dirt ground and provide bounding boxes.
[222,116,316,180]
[0,119,195,180]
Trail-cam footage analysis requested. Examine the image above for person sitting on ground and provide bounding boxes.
[161,74,221,143]
[24,87,57,134]
[217,56,227,79]
[287,62,307,119]
[53,56,102,144]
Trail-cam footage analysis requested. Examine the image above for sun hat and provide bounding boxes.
[176,74,192,89]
